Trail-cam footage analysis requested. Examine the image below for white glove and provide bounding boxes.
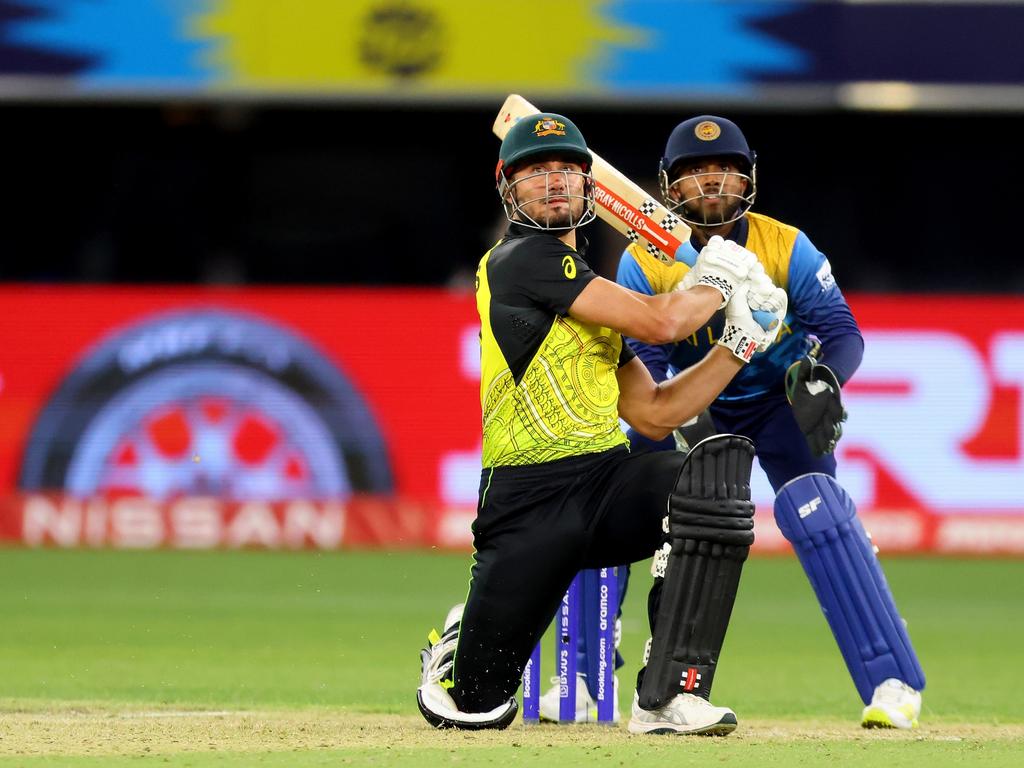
[743,262,788,350]
[717,284,787,362]
[744,261,784,316]
[679,235,757,306]
[751,283,787,351]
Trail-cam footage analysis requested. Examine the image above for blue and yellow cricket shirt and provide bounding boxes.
[616,212,862,400]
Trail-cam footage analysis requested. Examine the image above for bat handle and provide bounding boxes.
[752,308,779,333]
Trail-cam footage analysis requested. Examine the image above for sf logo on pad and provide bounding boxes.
[798,496,823,519]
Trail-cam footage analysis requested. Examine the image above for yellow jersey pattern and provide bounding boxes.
[476,237,629,468]
[619,211,814,399]
[626,211,798,294]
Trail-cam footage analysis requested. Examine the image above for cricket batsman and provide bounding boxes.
[416,112,788,733]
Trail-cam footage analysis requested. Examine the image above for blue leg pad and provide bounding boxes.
[774,473,925,704]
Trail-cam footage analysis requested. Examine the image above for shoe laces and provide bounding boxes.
[691,695,714,709]
[421,627,459,685]
[674,693,714,711]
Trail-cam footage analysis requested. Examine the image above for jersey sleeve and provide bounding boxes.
[618,340,636,367]
[786,232,864,384]
[515,237,596,316]
[616,249,672,382]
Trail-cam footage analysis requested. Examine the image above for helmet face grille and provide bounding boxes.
[659,166,757,228]
[498,167,597,232]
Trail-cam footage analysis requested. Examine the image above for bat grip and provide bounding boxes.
[752,308,778,332]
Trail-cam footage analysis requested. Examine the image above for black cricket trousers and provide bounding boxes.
[451,445,684,712]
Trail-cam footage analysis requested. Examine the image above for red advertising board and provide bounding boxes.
[0,287,1021,554]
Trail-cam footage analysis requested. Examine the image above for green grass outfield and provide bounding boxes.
[0,549,1021,766]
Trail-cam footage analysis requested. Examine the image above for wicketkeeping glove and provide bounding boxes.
[785,356,848,456]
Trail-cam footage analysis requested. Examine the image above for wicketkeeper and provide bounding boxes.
[558,114,924,729]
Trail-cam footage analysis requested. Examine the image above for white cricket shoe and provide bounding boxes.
[442,604,464,635]
[538,673,620,723]
[416,602,517,730]
[419,604,463,688]
[627,691,737,736]
[861,678,922,729]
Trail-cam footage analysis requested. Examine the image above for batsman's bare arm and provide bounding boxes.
[569,278,722,345]
[615,351,742,441]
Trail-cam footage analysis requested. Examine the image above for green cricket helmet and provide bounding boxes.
[495,113,596,231]
[497,113,593,176]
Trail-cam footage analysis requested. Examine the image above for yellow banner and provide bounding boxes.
[192,0,642,91]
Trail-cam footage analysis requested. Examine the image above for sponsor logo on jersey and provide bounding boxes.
[816,259,836,290]
[562,254,576,279]
[694,120,721,141]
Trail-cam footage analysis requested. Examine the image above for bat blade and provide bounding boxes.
[493,94,692,267]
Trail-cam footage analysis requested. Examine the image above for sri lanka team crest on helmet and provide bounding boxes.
[534,117,567,137]
[694,120,722,141]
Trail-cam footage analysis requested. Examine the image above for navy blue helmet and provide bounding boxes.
[660,115,756,176]
[658,116,757,226]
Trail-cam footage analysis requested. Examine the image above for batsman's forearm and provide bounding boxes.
[634,348,742,440]
[642,285,722,344]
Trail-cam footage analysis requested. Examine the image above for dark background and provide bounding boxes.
[3,102,1021,292]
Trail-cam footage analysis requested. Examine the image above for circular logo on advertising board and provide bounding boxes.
[360,3,444,78]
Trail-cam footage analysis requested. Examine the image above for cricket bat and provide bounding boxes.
[492,94,776,329]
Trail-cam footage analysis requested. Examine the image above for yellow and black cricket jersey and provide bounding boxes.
[476,223,634,468]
